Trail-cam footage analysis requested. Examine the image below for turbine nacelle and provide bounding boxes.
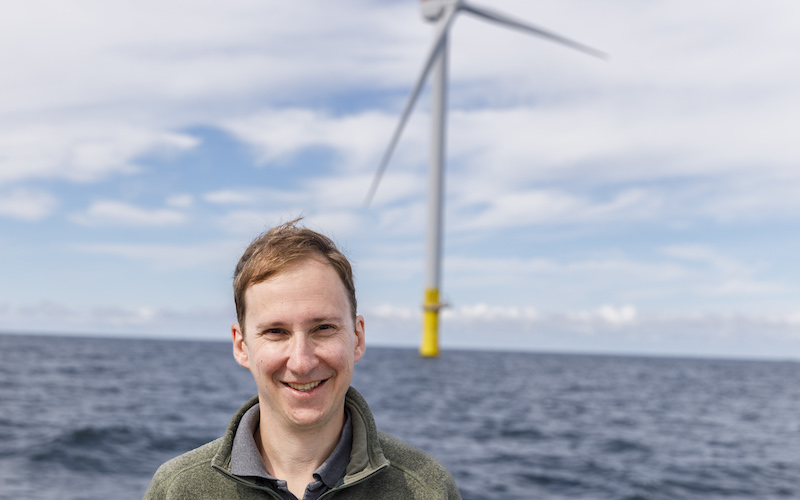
[420,0,458,22]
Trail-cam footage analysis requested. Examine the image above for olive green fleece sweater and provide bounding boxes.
[143,387,461,500]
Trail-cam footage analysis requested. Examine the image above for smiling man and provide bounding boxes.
[144,219,461,500]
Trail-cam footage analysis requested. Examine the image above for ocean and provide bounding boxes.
[1,333,798,499]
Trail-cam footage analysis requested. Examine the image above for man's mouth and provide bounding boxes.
[284,380,324,392]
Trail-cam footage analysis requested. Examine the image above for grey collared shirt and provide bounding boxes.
[230,403,353,500]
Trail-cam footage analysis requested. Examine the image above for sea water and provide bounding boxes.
[1,333,798,499]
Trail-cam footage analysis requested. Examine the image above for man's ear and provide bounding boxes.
[232,323,251,370]
[353,315,366,363]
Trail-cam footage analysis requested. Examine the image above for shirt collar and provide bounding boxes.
[314,409,353,488]
[230,402,353,490]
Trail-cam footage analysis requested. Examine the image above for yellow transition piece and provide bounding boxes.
[421,288,440,357]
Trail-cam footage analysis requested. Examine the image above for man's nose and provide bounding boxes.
[286,334,319,374]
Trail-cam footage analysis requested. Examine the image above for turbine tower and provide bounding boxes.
[366,0,605,357]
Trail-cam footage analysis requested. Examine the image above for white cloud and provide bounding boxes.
[570,304,638,327]
[0,1,411,188]
[0,300,233,339]
[221,108,421,173]
[214,209,303,235]
[356,255,423,284]
[370,303,417,321]
[0,1,401,114]
[443,303,541,321]
[204,190,254,205]
[433,248,790,313]
[657,245,788,298]
[363,301,800,357]
[204,188,304,207]
[450,187,660,230]
[211,207,365,239]
[166,194,194,208]
[70,200,186,226]
[0,188,57,220]
[429,302,636,328]
[660,244,743,272]
[444,254,687,289]
[72,240,241,270]
[304,211,365,239]
[0,123,198,185]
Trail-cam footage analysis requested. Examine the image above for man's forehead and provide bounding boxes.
[248,256,337,288]
[242,255,355,321]
[244,258,348,302]
[244,275,352,330]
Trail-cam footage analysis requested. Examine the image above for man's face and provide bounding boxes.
[232,258,365,433]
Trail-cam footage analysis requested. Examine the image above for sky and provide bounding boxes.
[1,0,799,360]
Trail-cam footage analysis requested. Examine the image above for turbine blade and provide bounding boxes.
[459,2,607,59]
[364,7,459,206]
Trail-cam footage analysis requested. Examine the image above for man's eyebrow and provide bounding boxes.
[252,321,283,331]
[251,316,291,329]
[310,315,346,325]
[252,315,346,330]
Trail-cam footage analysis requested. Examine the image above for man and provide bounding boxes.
[144,219,461,499]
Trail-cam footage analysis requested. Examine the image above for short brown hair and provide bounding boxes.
[233,218,357,333]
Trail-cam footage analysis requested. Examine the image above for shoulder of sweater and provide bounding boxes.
[376,431,455,484]
[152,437,224,482]
[144,438,227,500]
[377,432,435,461]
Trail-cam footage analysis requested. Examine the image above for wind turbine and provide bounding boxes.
[366,0,605,357]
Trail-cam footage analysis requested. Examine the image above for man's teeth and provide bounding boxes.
[287,381,321,392]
